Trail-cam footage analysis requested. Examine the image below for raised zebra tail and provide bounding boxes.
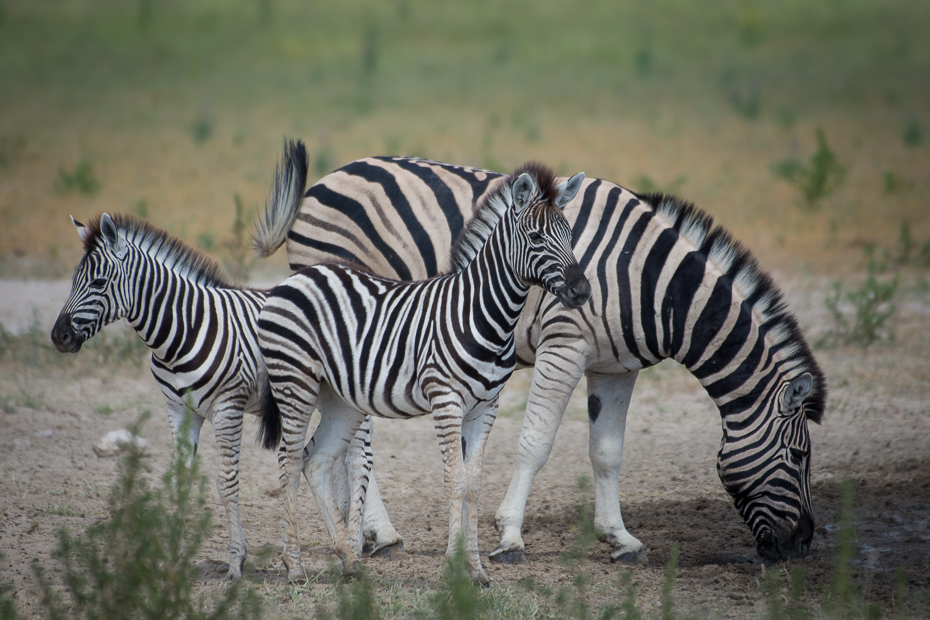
[252,138,309,258]
[257,372,283,450]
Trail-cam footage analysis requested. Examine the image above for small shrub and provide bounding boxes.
[771,129,845,208]
[191,117,213,144]
[29,412,262,620]
[429,535,488,620]
[56,160,101,195]
[660,543,679,620]
[903,118,922,147]
[633,45,653,78]
[820,270,897,348]
[883,171,914,195]
[317,566,381,620]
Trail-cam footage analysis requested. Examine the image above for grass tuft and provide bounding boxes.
[771,129,845,208]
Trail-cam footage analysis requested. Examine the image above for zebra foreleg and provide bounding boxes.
[460,399,498,578]
[585,370,647,564]
[431,400,489,586]
[210,400,248,579]
[491,353,584,564]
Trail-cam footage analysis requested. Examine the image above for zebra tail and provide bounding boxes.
[252,138,309,258]
[257,372,284,450]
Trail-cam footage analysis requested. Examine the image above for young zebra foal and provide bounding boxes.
[49,207,402,579]
[258,163,591,584]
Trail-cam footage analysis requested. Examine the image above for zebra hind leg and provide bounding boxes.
[210,401,248,579]
[304,402,368,576]
[273,383,318,583]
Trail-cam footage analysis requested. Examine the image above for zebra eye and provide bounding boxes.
[90,277,107,289]
[788,449,805,465]
[528,231,544,244]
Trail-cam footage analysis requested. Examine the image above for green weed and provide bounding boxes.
[56,160,101,196]
[28,412,262,620]
[883,171,914,195]
[223,194,256,282]
[429,535,488,620]
[191,116,213,144]
[772,129,845,208]
[316,566,381,620]
[820,271,897,348]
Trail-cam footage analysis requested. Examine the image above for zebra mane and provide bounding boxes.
[80,213,240,289]
[640,192,826,424]
[448,162,558,272]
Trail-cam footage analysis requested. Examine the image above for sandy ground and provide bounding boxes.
[1,276,929,617]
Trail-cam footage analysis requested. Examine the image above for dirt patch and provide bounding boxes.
[1,277,929,617]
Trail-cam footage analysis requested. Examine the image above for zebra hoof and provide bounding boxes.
[286,567,307,583]
[610,548,648,564]
[471,567,491,587]
[488,547,528,565]
[369,541,405,560]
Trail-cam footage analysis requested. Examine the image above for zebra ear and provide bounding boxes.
[555,172,585,209]
[511,172,537,214]
[780,373,813,413]
[71,215,90,244]
[99,213,128,259]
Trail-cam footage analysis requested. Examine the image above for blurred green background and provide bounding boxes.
[0,0,927,278]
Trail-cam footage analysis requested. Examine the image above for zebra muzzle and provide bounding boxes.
[51,313,83,353]
[557,265,592,309]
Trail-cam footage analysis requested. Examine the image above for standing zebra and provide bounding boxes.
[255,147,827,564]
[257,163,590,584]
[49,207,399,578]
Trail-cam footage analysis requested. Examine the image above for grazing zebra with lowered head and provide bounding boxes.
[257,162,591,584]
[254,147,827,565]
[48,207,399,579]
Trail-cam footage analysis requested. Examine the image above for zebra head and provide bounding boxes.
[717,372,820,561]
[509,168,591,309]
[51,213,133,353]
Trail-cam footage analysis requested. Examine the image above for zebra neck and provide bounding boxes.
[124,255,214,362]
[456,214,530,337]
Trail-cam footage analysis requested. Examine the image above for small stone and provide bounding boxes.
[92,429,148,458]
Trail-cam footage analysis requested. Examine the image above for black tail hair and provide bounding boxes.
[252,138,310,258]
[256,372,283,450]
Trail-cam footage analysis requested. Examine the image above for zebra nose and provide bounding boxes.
[51,314,82,353]
[561,265,591,308]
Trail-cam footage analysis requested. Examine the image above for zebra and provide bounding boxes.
[256,162,590,584]
[48,164,402,578]
[254,147,827,565]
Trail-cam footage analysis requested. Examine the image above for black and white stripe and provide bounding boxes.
[255,147,827,563]
[256,162,589,583]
